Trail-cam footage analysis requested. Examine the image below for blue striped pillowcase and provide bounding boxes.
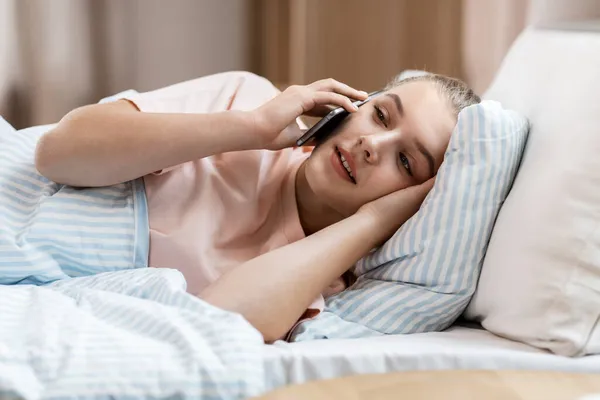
[290,100,529,341]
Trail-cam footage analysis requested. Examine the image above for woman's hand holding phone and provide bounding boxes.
[250,78,368,151]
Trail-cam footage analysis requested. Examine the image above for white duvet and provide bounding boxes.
[0,268,265,400]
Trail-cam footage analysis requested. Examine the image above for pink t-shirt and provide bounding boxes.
[124,72,324,312]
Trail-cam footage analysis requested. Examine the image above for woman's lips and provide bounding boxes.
[337,147,357,182]
[330,147,353,183]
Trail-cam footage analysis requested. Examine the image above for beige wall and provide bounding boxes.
[462,0,528,94]
[528,0,600,25]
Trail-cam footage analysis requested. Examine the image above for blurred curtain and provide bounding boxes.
[262,0,600,94]
[0,0,256,129]
[257,0,464,92]
[2,0,600,129]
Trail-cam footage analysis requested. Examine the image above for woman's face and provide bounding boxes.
[304,80,456,216]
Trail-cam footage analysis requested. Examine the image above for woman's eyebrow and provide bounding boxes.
[385,93,404,117]
[416,140,435,178]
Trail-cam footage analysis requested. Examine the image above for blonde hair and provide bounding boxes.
[385,73,481,115]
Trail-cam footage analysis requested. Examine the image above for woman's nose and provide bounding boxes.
[358,136,380,164]
[359,131,400,164]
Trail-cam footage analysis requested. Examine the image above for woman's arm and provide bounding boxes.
[35,78,366,187]
[200,179,434,342]
[35,101,258,187]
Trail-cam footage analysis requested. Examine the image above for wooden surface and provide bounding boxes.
[255,371,600,400]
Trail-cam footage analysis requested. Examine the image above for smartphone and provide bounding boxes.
[295,90,382,146]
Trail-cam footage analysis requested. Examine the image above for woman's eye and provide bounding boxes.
[374,105,387,126]
[399,153,412,176]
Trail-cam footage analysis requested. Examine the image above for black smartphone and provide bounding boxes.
[295,90,382,146]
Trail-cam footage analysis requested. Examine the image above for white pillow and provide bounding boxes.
[290,100,529,341]
[464,27,600,357]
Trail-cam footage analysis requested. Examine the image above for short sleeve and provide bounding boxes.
[119,71,280,115]
[100,72,283,175]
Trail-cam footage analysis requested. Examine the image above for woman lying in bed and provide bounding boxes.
[33,71,479,341]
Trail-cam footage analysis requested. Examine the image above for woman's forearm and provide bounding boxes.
[35,101,259,186]
[199,212,380,342]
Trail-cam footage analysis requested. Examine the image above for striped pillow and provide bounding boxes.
[290,100,529,341]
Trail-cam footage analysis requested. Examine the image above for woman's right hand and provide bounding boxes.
[357,178,436,246]
[251,78,368,151]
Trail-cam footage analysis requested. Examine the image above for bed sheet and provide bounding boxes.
[263,326,600,390]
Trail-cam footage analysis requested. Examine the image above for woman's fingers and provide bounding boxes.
[359,178,436,226]
[252,78,367,150]
[389,178,435,207]
[310,78,368,101]
[300,78,368,117]
[311,91,359,114]
[304,104,336,118]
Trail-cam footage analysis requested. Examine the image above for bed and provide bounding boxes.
[265,325,600,391]
[261,20,600,392]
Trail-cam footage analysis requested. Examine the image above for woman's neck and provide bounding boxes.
[295,160,344,236]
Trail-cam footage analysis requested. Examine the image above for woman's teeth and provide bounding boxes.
[339,153,354,179]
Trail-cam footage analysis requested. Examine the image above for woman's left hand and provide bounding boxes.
[357,178,436,246]
[250,78,368,151]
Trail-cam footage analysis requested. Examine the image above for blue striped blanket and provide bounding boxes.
[0,269,265,399]
[0,117,265,399]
